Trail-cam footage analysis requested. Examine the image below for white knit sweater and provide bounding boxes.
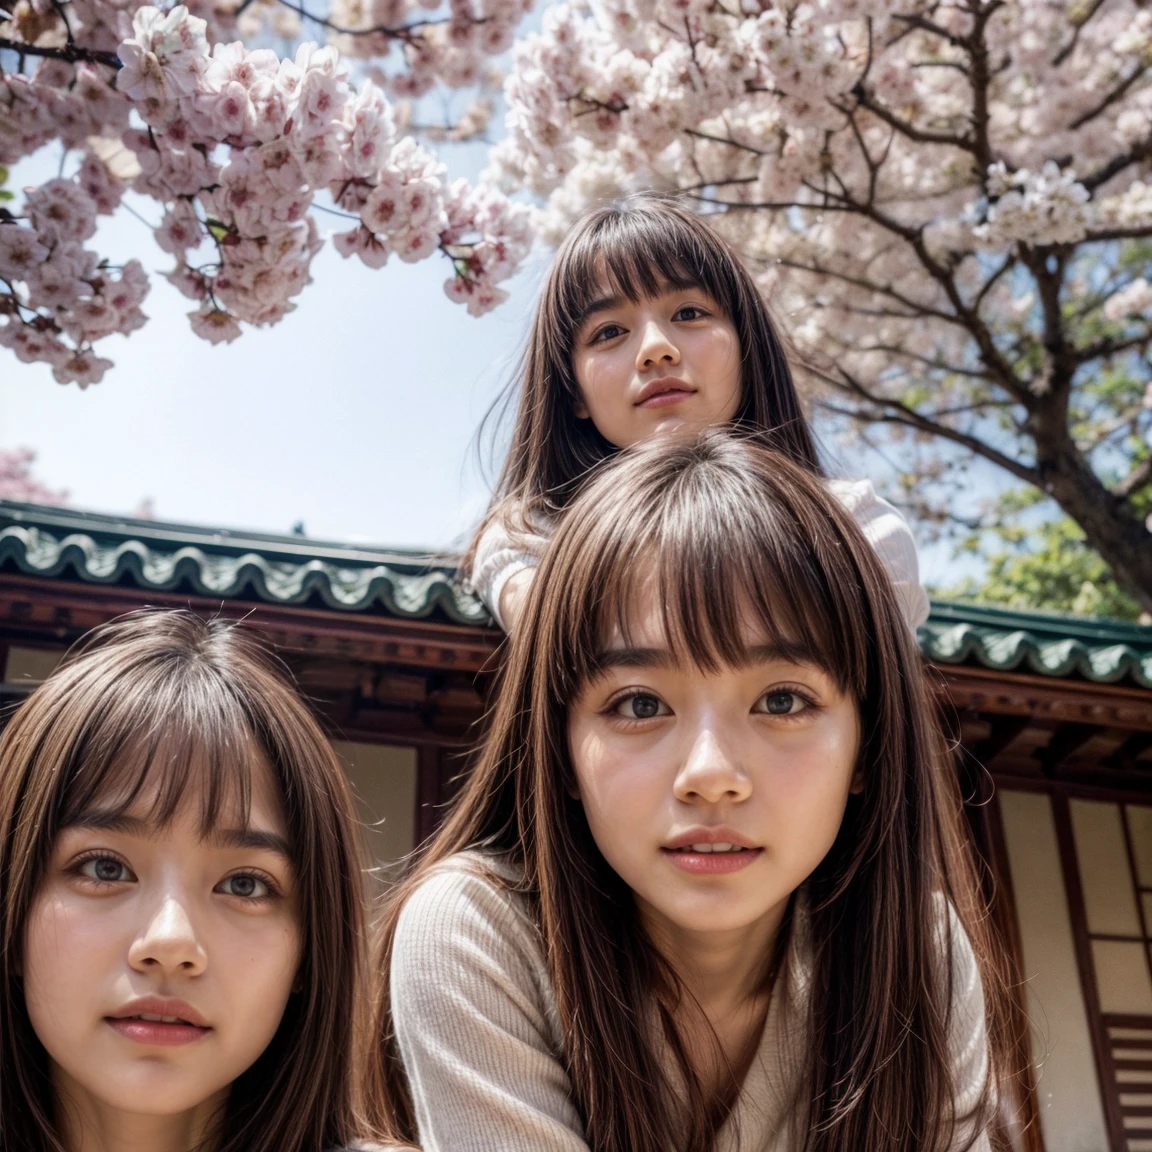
[390,853,992,1152]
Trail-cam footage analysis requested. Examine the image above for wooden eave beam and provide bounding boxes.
[0,572,503,673]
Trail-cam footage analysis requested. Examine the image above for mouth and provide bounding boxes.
[661,845,763,873]
[661,829,763,874]
[106,999,211,1045]
[635,377,696,408]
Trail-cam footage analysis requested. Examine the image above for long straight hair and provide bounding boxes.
[0,609,369,1152]
[469,194,822,558]
[371,432,1012,1152]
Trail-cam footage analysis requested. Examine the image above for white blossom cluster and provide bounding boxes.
[495,0,1152,399]
[1,0,532,383]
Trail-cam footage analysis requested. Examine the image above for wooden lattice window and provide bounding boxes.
[1060,798,1152,1151]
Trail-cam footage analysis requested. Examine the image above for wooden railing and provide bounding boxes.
[1104,1014,1152,1150]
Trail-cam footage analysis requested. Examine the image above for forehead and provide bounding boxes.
[595,573,816,671]
[62,732,286,840]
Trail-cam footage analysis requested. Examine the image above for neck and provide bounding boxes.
[639,897,789,1021]
[54,1066,225,1152]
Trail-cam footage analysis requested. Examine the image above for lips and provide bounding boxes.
[635,376,696,407]
[661,826,762,874]
[106,996,211,1046]
[663,827,759,851]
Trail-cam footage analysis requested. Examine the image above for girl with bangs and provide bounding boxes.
[0,609,382,1152]
[369,433,1013,1152]
[467,193,928,636]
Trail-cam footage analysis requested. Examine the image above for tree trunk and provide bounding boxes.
[1036,439,1152,615]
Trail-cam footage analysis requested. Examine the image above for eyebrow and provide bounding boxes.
[66,811,293,862]
[580,294,626,321]
[592,643,823,674]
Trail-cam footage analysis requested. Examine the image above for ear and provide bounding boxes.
[573,395,590,419]
[849,767,864,796]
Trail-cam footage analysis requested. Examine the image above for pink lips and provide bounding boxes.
[106,996,211,1047]
[664,848,762,874]
[662,826,763,875]
[635,376,696,408]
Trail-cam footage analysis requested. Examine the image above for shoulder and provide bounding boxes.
[395,852,535,949]
[392,852,550,1010]
[824,477,908,531]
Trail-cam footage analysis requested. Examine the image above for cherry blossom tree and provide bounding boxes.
[0,447,67,503]
[493,0,1152,611]
[1,0,533,385]
[6,0,1152,610]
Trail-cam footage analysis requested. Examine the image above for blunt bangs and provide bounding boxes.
[541,434,875,704]
[554,198,746,337]
[53,657,262,843]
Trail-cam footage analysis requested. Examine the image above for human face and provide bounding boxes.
[568,605,860,949]
[23,756,300,1133]
[571,283,743,447]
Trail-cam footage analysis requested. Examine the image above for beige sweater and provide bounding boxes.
[391,853,992,1152]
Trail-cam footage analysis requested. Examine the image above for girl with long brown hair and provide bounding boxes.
[468,193,929,636]
[0,609,378,1152]
[371,432,1013,1152]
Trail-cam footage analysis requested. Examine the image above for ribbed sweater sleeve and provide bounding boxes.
[390,863,590,1152]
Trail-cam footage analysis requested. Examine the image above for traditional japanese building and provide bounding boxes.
[1,499,1150,1152]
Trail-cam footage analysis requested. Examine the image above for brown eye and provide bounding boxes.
[754,690,809,716]
[216,874,271,899]
[80,857,131,883]
[615,692,669,720]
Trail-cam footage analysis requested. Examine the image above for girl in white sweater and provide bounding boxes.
[369,433,1013,1152]
[467,193,929,636]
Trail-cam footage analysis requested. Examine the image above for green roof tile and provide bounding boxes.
[0,503,490,627]
[3,502,1151,687]
[919,601,1152,688]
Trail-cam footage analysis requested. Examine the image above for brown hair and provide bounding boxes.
[469,193,821,558]
[0,609,369,1152]
[373,432,1013,1152]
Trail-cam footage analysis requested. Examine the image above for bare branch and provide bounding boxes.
[1053,0,1108,65]
[1070,63,1149,130]
[1114,457,1152,500]
[1073,327,1152,366]
[1082,134,1152,191]
[848,85,975,155]
[266,0,457,43]
[684,127,765,157]
[0,35,120,68]
[808,361,1041,486]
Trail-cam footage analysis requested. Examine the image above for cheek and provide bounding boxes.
[710,331,742,391]
[23,892,114,1043]
[220,917,300,1020]
[570,727,667,855]
[765,728,859,859]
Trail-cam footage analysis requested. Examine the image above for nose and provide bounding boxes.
[672,724,752,806]
[128,894,208,977]
[636,317,680,371]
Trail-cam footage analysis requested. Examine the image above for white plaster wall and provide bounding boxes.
[331,740,418,885]
[999,789,1110,1152]
[4,645,64,683]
